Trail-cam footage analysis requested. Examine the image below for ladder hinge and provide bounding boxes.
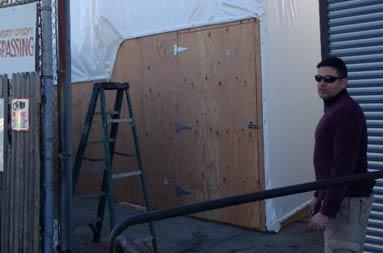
[129,118,135,127]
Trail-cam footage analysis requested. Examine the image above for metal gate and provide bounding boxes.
[320,0,383,252]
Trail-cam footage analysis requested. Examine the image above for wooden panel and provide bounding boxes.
[112,33,180,208]
[72,19,265,229]
[173,20,264,229]
[0,73,41,253]
[254,19,266,230]
[111,19,264,229]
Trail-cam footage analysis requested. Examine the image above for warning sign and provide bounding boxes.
[0,3,37,75]
[11,99,29,131]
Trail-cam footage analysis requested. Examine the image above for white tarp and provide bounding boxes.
[260,0,322,231]
[70,0,265,82]
[70,0,323,232]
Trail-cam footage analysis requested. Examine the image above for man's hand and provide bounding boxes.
[309,197,319,216]
[310,212,329,232]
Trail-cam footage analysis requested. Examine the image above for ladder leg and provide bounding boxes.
[93,168,115,243]
[100,89,116,229]
[125,89,159,252]
[105,89,124,233]
[109,89,124,157]
[73,87,99,191]
[74,83,159,249]
[92,182,106,242]
[92,89,117,242]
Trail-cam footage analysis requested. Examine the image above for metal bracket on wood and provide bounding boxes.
[175,122,191,133]
[248,121,260,129]
[176,186,191,197]
[128,118,135,127]
[173,44,188,56]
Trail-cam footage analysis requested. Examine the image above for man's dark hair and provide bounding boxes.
[317,56,348,78]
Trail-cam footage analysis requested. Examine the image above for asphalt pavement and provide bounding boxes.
[72,202,323,253]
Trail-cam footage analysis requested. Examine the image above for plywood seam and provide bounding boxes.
[177,19,256,35]
[253,19,266,231]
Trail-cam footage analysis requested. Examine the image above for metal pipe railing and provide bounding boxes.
[110,171,383,253]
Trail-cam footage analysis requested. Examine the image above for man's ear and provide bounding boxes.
[340,78,347,89]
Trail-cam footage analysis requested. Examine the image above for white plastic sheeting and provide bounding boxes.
[70,0,265,82]
[260,0,322,231]
[70,0,323,232]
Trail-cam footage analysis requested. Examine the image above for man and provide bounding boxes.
[310,56,375,253]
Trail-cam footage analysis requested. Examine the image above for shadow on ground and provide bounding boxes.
[72,202,323,253]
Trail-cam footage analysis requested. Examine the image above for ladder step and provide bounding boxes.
[108,118,130,124]
[83,156,105,162]
[88,138,116,144]
[114,151,137,158]
[74,192,106,201]
[94,82,129,90]
[112,170,142,180]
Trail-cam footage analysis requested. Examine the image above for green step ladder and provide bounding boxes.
[73,82,158,251]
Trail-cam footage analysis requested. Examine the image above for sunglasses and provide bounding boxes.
[315,74,344,83]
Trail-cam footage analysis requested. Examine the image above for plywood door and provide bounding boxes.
[110,19,265,229]
[173,20,265,229]
[112,34,181,208]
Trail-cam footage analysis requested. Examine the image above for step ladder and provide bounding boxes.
[72,82,158,251]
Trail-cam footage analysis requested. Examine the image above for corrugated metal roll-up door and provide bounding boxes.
[323,0,383,252]
[322,0,383,253]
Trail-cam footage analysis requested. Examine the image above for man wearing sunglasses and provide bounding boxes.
[309,56,375,253]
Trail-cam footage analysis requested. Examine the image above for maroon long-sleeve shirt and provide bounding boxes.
[313,89,375,218]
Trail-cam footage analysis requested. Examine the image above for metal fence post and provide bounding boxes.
[41,0,55,252]
[58,0,72,251]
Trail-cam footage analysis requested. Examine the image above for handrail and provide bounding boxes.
[110,171,383,252]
